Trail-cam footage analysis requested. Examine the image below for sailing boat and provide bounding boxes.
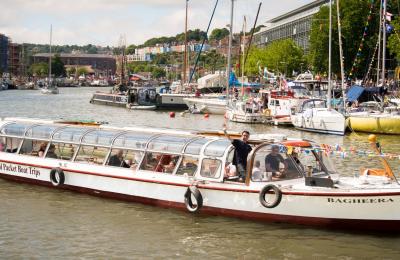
[290,0,346,135]
[347,0,400,134]
[41,24,59,95]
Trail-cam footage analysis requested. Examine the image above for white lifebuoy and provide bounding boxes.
[259,184,282,208]
[50,167,65,186]
[184,186,203,213]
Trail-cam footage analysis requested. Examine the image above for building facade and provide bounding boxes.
[254,0,329,52]
[8,43,22,76]
[0,34,9,74]
[33,53,116,74]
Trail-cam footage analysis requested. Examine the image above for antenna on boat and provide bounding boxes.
[336,0,346,111]
[48,24,52,85]
[183,0,189,86]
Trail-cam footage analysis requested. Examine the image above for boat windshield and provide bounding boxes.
[302,100,326,111]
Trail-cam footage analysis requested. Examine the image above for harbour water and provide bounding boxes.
[1,88,400,259]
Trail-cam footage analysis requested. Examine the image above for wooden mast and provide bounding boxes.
[183,0,189,85]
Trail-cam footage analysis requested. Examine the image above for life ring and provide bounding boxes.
[259,184,282,208]
[50,167,65,186]
[184,186,203,213]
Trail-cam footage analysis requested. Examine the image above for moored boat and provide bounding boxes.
[0,118,400,232]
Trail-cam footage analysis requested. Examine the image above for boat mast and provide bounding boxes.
[336,0,346,110]
[226,0,235,98]
[48,24,52,84]
[376,0,383,86]
[327,0,332,110]
[241,16,246,97]
[183,0,189,85]
[382,0,387,87]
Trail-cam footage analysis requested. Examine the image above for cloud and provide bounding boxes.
[0,0,314,46]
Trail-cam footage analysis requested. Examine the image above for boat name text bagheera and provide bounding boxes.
[0,163,41,177]
[327,197,394,203]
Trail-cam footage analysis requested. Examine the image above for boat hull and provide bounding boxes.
[348,115,400,135]
[183,98,226,115]
[291,109,346,135]
[1,157,400,232]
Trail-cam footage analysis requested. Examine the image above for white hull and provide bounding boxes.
[226,101,264,124]
[183,97,226,114]
[291,108,346,135]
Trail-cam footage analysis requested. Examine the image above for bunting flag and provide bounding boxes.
[348,1,375,79]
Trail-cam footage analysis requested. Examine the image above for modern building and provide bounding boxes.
[8,43,22,76]
[33,53,116,74]
[254,0,329,52]
[0,34,9,74]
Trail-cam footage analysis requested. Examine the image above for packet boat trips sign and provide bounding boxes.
[0,162,41,178]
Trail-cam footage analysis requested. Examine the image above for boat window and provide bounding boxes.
[200,158,222,179]
[114,132,154,150]
[184,138,208,155]
[1,137,22,153]
[0,122,32,137]
[19,139,46,157]
[147,135,192,153]
[106,149,144,170]
[74,146,109,165]
[251,144,302,182]
[52,127,89,143]
[139,152,180,173]
[204,139,231,157]
[82,130,120,146]
[25,125,59,139]
[298,148,333,176]
[176,156,198,176]
[48,142,78,161]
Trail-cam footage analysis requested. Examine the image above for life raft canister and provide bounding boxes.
[259,184,282,208]
[50,167,65,186]
[184,186,203,213]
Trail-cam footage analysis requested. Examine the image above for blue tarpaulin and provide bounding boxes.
[229,72,261,87]
[346,85,365,102]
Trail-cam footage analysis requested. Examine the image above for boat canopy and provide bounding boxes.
[0,121,231,156]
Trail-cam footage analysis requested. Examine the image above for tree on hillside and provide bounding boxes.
[245,39,305,77]
[209,28,230,41]
[126,44,137,54]
[387,17,400,63]
[29,62,48,77]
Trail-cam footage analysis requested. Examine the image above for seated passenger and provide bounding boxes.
[163,161,176,173]
[46,144,58,159]
[224,162,237,178]
[265,145,287,179]
[252,160,262,181]
[38,142,48,157]
[108,149,129,168]
[285,150,303,173]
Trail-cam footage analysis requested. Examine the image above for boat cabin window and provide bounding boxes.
[200,158,222,179]
[148,135,192,153]
[1,137,22,153]
[204,139,231,157]
[106,149,143,169]
[140,152,180,173]
[114,133,154,150]
[297,148,333,176]
[176,156,198,176]
[48,142,78,160]
[25,125,59,139]
[19,139,46,157]
[302,100,326,111]
[184,138,208,155]
[251,144,302,182]
[82,130,120,146]
[1,122,32,137]
[74,146,109,165]
[52,127,89,143]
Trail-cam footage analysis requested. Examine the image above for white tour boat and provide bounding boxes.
[0,118,399,232]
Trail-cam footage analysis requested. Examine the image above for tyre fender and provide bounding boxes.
[50,167,65,186]
[259,184,282,208]
[184,186,203,213]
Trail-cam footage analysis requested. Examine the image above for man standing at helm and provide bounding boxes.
[223,128,252,181]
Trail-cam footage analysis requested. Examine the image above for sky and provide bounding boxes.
[0,0,314,47]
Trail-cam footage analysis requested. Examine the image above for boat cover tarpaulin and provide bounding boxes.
[229,72,261,87]
[346,85,364,102]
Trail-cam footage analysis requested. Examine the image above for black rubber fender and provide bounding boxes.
[50,167,65,186]
[184,186,203,213]
[259,184,282,208]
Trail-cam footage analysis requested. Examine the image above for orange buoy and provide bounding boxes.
[169,112,175,118]
[204,113,209,118]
